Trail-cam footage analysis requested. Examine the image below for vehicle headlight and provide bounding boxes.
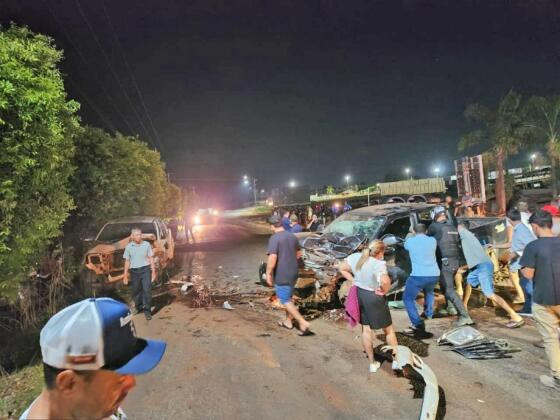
[193,215,201,225]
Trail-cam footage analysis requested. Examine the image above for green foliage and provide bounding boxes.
[0,25,79,297]
[69,126,181,235]
[326,185,335,195]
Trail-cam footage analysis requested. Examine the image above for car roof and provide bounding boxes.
[347,203,436,217]
[104,216,159,224]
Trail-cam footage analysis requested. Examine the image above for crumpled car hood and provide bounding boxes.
[301,232,367,270]
[86,237,129,254]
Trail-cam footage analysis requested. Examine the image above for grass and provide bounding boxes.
[0,364,43,418]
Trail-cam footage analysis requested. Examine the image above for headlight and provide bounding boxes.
[193,215,201,225]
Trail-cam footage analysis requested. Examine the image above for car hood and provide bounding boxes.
[86,237,129,255]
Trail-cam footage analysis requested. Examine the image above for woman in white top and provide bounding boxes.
[339,240,398,373]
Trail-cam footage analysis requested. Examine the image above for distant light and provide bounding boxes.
[193,215,201,225]
[530,153,537,160]
[212,209,219,216]
[243,179,249,186]
[344,174,351,182]
[243,174,248,180]
[289,180,297,188]
[334,202,341,208]
[404,167,411,174]
[434,167,440,174]
[260,189,265,193]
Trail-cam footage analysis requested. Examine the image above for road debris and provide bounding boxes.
[180,282,195,294]
[222,301,234,310]
[438,326,520,360]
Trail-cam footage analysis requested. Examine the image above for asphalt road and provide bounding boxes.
[123,223,559,419]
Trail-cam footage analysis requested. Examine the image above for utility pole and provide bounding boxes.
[252,177,257,206]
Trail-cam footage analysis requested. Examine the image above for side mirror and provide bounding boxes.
[382,234,400,246]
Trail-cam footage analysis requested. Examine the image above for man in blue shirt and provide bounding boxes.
[404,224,459,332]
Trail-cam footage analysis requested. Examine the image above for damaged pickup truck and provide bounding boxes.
[81,216,174,295]
[261,203,508,306]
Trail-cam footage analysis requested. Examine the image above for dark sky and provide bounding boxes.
[3,0,560,197]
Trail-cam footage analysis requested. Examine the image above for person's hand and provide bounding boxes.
[266,274,274,287]
[123,274,129,286]
[151,270,157,283]
[374,287,385,296]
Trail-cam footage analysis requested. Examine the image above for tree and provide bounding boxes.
[0,25,79,297]
[67,126,180,239]
[459,90,532,215]
[525,95,560,196]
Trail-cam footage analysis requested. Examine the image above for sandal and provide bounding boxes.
[505,319,525,329]
[278,320,293,330]
[297,327,315,336]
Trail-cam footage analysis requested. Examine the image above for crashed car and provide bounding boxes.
[260,203,508,305]
[81,216,175,294]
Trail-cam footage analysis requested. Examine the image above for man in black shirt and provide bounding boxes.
[520,210,560,390]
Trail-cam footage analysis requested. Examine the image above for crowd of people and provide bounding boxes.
[265,196,560,391]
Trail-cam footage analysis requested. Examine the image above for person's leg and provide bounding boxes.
[532,303,560,386]
[361,325,374,364]
[463,284,472,307]
[423,278,437,319]
[454,267,465,298]
[519,274,533,314]
[509,270,525,304]
[382,324,398,349]
[130,271,143,312]
[477,262,522,323]
[141,269,152,317]
[284,302,310,332]
[442,260,470,319]
[403,277,423,327]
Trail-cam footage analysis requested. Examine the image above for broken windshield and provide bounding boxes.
[323,214,385,239]
[96,222,157,242]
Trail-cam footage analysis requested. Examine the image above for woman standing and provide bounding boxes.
[339,240,398,373]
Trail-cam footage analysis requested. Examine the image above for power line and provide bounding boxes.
[67,79,117,132]
[73,0,157,149]
[100,0,166,153]
[44,0,136,135]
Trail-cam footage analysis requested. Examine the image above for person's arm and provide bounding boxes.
[521,267,535,280]
[378,273,391,294]
[519,242,536,280]
[123,246,130,285]
[338,261,354,283]
[266,254,277,286]
[147,244,156,282]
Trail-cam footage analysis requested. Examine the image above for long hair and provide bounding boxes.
[356,240,385,271]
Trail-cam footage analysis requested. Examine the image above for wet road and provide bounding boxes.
[123,222,560,420]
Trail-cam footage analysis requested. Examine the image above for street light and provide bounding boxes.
[242,175,257,205]
[404,167,411,179]
[344,174,351,189]
[289,180,297,188]
[433,167,440,176]
[529,153,537,171]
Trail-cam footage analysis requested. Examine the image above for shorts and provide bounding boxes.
[357,287,392,330]
[467,261,494,297]
[275,284,294,304]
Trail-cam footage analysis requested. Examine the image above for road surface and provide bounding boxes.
[123,222,559,419]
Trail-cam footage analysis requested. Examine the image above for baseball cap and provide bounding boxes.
[542,205,559,217]
[40,298,166,375]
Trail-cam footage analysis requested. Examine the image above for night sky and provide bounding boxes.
[3,1,560,201]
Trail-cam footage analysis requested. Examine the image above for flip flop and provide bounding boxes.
[277,320,293,330]
[505,319,525,329]
[297,328,315,337]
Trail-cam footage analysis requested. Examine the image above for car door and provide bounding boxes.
[382,215,412,275]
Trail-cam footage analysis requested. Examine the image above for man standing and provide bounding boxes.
[403,224,441,333]
[266,214,313,335]
[520,210,560,390]
[458,220,524,328]
[19,297,166,419]
[428,207,473,324]
[123,228,156,320]
[503,209,536,315]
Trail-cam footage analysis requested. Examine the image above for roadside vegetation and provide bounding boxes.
[0,24,182,407]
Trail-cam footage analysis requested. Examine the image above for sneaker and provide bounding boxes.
[447,306,458,316]
[453,316,475,327]
[404,323,426,334]
[369,362,381,373]
[145,313,152,321]
[540,375,560,390]
[420,312,433,320]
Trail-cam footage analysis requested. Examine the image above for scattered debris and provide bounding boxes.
[180,282,195,294]
[222,301,234,310]
[437,326,485,346]
[233,275,239,279]
[438,326,520,360]
[477,399,485,403]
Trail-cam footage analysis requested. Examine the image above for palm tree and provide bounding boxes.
[459,90,532,215]
[525,95,560,197]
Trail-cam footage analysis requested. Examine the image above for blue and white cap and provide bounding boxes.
[40,298,166,374]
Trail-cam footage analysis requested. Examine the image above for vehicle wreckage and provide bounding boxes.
[260,203,510,306]
[81,216,175,295]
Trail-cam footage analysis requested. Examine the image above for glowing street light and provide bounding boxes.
[433,167,440,176]
[529,153,538,171]
[344,174,351,188]
[242,175,257,205]
[289,180,297,188]
[404,167,411,179]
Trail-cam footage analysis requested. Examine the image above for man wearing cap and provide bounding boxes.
[123,228,156,320]
[20,298,166,419]
[542,203,560,236]
[266,214,313,335]
[427,207,473,325]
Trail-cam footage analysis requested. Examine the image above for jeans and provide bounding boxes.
[404,276,439,327]
[466,261,495,297]
[520,275,533,313]
[532,303,560,380]
[440,257,470,318]
[131,266,152,315]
